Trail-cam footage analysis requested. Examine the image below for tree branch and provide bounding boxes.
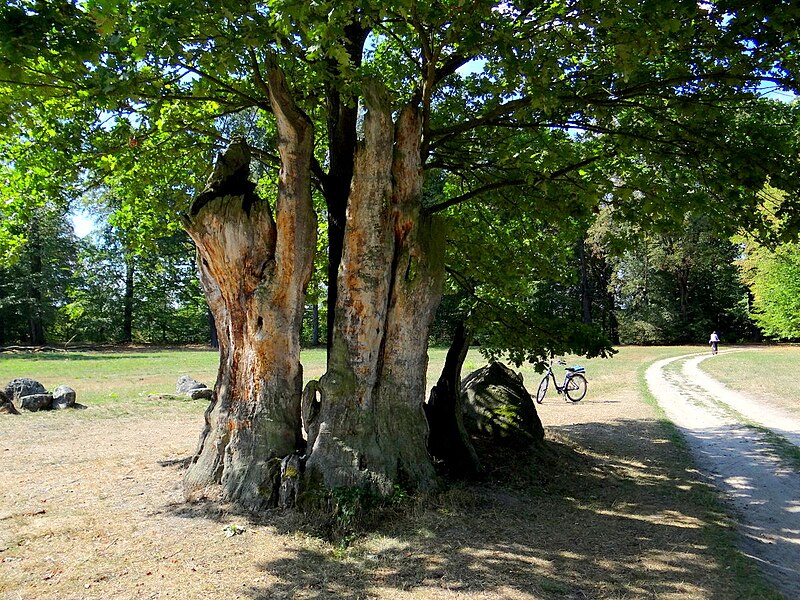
[246,47,274,108]
[176,61,267,109]
[427,179,526,214]
[427,155,604,215]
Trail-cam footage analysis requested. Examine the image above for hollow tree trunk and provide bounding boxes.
[424,321,481,478]
[322,23,368,359]
[182,63,316,511]
[302,84,445,494]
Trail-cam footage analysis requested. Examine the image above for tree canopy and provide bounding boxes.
[2,0,799,506]
[3,1,799,241]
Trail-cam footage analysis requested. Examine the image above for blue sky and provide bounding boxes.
[70,209,96,238]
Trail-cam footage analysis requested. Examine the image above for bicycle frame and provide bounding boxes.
[543,360,572,392]
[536,359,588,403]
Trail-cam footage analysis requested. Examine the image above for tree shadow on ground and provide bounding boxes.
[162,418,778,599]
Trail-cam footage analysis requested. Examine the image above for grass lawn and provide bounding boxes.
[0,348,221,419]
[698,344,800,419]
[0,344,711,410]
[0,345,782,599]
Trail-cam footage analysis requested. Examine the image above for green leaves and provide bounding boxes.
[0,0,797,357]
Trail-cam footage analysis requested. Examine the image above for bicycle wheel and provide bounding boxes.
[535,376,549,404]
[564,373,587,402]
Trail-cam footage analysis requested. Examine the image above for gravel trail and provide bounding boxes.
[646,351,800,599]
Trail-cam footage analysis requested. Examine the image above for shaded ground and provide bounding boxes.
[0,349,781,599]
[646,350,800,598]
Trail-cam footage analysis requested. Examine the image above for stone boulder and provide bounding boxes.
[52,385,77,409]
[189,387,213,400]
[176,375,208,396]
[4,378,47,403]
[0,389,19,415]
[20,393,54,412]
[461,362,544,445]
[0,402,20,415]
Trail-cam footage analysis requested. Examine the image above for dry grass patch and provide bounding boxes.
[0,346,780,599]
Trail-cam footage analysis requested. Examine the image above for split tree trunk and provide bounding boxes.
[424,321,481,478]
[303,83,445,494]
[182,63,316,511]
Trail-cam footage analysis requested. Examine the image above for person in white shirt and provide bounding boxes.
[709,331,720,355]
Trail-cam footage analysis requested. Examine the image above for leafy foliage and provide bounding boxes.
[1,0,799,360]
[0,208,209,345]
[741,243,800,339]
[610,212,753,344]
[0,203,78,345]
[738,186,800,340]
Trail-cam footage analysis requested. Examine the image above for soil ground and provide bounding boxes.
[0,347,786,599]
[647,349,800,599]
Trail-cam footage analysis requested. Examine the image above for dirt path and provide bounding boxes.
[646,350,800,599]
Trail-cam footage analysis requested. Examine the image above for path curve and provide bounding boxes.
[646,350,800,599]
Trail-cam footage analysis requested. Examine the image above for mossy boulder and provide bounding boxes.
[461,362,544,445]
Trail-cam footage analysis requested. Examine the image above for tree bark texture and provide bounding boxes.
[182,64,316,511]
[303,84,445,494]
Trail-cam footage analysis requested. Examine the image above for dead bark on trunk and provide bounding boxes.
[182,62,315,511]
[303,84,444,495]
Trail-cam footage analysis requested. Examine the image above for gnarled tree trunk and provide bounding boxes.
[182,63,316,511]
[302,84,445,494]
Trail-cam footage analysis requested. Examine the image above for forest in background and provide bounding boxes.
[1,1,798,363]
[3,185,797,348]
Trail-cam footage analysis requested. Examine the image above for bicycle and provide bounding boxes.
[535,359,587,403]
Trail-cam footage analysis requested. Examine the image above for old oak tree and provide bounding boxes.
[1,0,798,509]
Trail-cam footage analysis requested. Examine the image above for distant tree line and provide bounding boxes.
[0,201,330,348]
[2,197,798,348]
[433,202,797,349]
[0,202,209,346]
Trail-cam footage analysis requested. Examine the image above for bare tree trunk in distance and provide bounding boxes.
[27,219,46,345]
[208,308,219,349]
[182,62,316,511]
[302,83,445,494]
[311,302,320,347]
[122,259,134,343]
[578,241,592,325]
